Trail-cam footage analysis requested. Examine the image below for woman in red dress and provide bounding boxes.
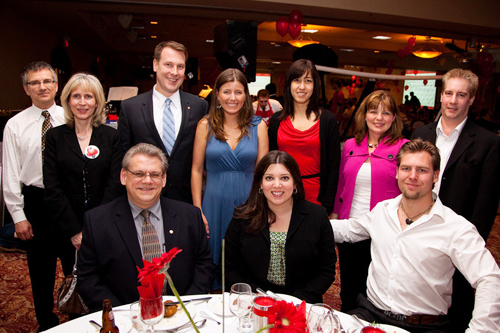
[269,59,340,215]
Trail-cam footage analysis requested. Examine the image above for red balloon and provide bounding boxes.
[289,10,303,29]
[288,23,301,39]
[397,87,402,93]
[404,85,409,91]
[423,79,428,86]
[276,17,288,37]
[482,53,494,66]
[397,49,405,59]
[356,78,361,86]
[408,37,416,47]
[404,46,412,56]
[352,75,356,81]
[385,68,393,75]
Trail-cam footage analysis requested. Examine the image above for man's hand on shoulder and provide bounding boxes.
[15,220,34,241]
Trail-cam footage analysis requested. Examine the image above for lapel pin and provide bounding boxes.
[85,145,100,159]
[169,230,174,234]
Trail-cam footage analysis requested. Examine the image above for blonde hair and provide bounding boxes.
[442,68,478,97]
[60,73,107,127]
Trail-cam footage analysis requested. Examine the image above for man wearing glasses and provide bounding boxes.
[2,61,64,331]
[77,143,214,312]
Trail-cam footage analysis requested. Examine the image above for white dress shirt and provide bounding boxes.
[252,99,283,114]
[433,116,467,194]
[331,194,500,333]
[2,103,64,223]
[152,85,182,140]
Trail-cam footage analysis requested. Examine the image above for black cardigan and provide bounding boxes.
[268,110,340,214]
[223,200,337,304]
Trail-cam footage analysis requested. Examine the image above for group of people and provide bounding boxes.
[3,38,500,333]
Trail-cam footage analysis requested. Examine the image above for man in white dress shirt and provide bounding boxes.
[252,89,282,126]
[2,62,65,331]
[330,139,500,333]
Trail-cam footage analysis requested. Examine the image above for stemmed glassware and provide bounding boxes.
[229,283,254,332]
[307,303,341,333]
[140,295,164,333]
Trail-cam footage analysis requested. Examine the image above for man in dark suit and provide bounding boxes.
[412,68,500,332]
[77,143,214,311]
[119,41,208,204]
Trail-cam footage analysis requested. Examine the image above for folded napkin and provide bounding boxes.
[137,273,164,299]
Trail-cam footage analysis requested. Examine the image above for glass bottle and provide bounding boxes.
[100,299,119,333]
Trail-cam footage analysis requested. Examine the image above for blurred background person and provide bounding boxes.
[44,73,123,275]
[269,59,340,216]
[191,68,268,287]
[224,150,336,303]
[252,89,282,126]
[332,89,408,312]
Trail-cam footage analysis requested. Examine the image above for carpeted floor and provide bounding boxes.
[1,216,499,333]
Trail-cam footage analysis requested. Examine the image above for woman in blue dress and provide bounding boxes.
[191,68,268,270]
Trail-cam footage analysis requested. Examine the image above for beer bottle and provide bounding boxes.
[100,299,119,333]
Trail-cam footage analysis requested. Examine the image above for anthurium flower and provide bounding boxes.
[267,300,307,333]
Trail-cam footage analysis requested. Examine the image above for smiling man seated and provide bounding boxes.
[330,139,500,333]
[77,143,214,311]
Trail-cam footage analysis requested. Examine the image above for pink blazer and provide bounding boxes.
[333,136,409,219]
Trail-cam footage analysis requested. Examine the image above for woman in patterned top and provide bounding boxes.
[223,150,336,304]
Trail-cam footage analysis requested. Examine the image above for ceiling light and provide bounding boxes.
[288,37,320,48]
[340,48,354,52]
[206,39,214,43]
[301,29,318,34]
[373,36,391,40]
[412,45,442,58]
[374,50,380,53]
[151,36,157,39]
[150,21,158,25]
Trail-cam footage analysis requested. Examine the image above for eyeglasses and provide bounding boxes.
[26,79,56,87]
[126,169,163,180]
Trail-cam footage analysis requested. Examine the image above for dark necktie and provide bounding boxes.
[41,110,52,164]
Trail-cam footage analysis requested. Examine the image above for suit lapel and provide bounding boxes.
[61,125,86,160]
[160,198,181,275]
[286,201,307,240]
[445,120,475,172]
[113,197,144,268]
[142,90,166,153]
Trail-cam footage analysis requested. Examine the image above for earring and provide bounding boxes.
[259,188,263,194]
[293,188,297,194]
[216,100,222,109]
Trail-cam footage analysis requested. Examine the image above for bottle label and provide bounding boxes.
[109,310,114,321]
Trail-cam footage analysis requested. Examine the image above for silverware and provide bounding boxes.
[352,314,366,328]
[170,296,212,304]
[89,320,101,330]
[256,288,267,296]
[163,319,206,333]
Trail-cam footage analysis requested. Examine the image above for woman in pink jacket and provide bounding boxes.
[332,90,408,312]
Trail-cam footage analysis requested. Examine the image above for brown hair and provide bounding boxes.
[154,41,188,62]
[396,138,440,172]
[354,90,404,145]
[257,89,270,98]
[234,150,305,234]
[280,59,321,122]
[122,143,169,174]
[208,68,254,142]
[442,68,479,98]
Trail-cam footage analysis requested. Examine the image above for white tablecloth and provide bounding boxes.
[41,294,374,333]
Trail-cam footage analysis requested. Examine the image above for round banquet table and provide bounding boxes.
[40,294,406,333]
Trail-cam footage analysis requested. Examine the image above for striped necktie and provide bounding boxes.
[41,110,52,164]
[141,210,161,262]
[162,98,175,155]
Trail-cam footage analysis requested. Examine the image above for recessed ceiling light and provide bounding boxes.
[150,21,158,25]
[340,48,354,52]
[374,50,380,53]
[373,36,391,40]
[206,39,214,43]
[272,61,281,64]
[151,36,157,39]
[302,29,318,34]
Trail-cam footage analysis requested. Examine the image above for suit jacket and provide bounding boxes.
[224,200,336,304]
[412,119,500,240]
[119,90,208,203]
[77,196,214,312]
[43,124,123,239]
[268,110,340,214]
[334,136,409,219]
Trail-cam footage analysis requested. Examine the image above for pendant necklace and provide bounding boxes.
[368,142,378,148]
[399,200,435,225]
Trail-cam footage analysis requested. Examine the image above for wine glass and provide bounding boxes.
[307,303,341,333]
[229,283,254,332]
[140,296,164,333]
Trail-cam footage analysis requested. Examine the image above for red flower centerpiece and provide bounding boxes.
[256,300,307,333]
[136,247,199,332]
